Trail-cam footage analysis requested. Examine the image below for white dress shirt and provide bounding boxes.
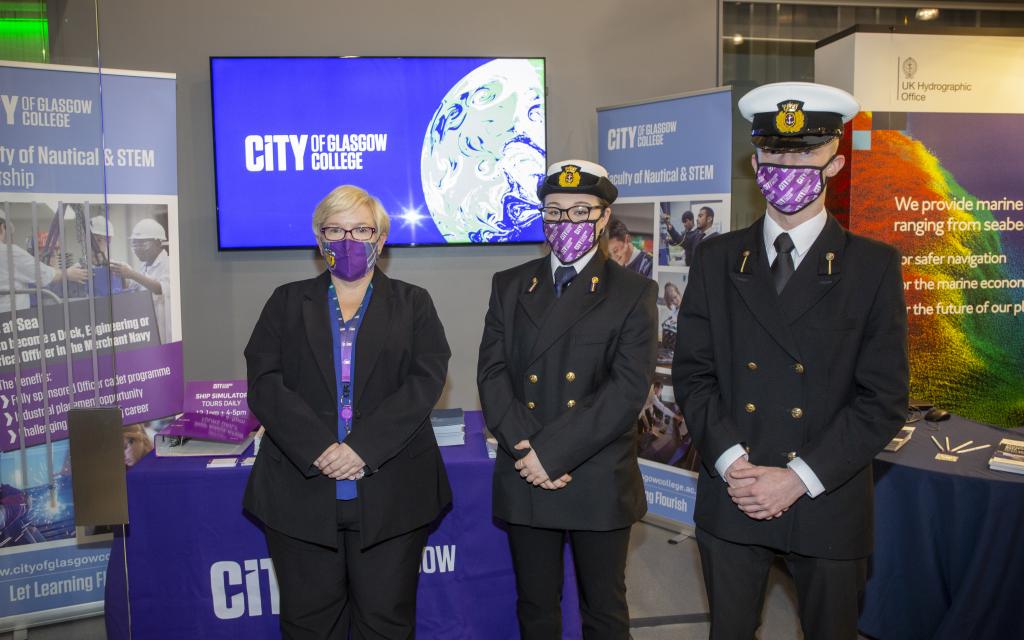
[549,244,599,284]
[763,207,828,271]
[714,209,828,498]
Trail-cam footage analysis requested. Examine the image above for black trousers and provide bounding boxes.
[264,499,429,640]
[696,527,867,640]
[507,523,632,640]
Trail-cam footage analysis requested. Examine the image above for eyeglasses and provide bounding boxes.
[321,225,377,242]
[540,205,604,224]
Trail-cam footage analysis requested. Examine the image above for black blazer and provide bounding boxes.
[673,215,909,559]
[243,270,452,549]
[478,253,657,531]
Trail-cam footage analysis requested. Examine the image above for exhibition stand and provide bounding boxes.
[5,21,1023,640]
[103,412,583,640]
[862,416,1024,640]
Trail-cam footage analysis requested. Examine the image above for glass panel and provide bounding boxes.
[1,2,125,636]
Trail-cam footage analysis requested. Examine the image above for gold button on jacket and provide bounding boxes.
[747,362,758,371]
[791,407,804,419]
[528,374,538,384]
[567,399,577,408]
[794,363,805,374]
[565,371,576,382]
[527,401,536,410]
[745,403,756,413]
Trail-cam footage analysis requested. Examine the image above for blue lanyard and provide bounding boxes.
[328,281,373,434]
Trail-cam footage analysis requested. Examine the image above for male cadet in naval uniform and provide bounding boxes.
[672,82,909,640]
[478,160,657,640]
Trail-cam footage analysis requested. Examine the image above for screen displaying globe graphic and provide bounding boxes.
[421,59,546,243]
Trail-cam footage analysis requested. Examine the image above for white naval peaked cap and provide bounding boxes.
[544,159,608,179]
[738,81,860,124]
[738,82,860,152]
[538,159,619,203]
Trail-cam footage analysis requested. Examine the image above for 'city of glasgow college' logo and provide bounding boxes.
[902,57,918,79]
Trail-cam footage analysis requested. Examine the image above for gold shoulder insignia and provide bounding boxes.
[738,249,751,274]
[818,250,840,277]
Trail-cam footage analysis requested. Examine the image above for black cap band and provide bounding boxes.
[751,110,844,139]
[751,134,838,152]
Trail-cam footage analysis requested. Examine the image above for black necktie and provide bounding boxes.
[771,233,795,294]
[553,266,577,298]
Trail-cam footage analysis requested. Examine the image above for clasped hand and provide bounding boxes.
[314,443,366,480]
[725,457,806,520]
[513,440,572,490]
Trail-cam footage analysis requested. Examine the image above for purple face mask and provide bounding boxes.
[544,221,598,264]
[755,155,835,215]
[322,239,378,281]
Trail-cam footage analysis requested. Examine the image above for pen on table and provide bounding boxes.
[930,435,944,452]
[951,440,974,453]
[957,444,991,454]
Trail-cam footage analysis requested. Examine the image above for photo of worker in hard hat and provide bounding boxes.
[0,206,89,314]
[33,204,128,299]
[111,217,173,343]
[0,201,177,346]
[85,214,130,296]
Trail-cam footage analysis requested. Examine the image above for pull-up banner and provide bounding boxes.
[0,61,181,631]
[598,87,733,530]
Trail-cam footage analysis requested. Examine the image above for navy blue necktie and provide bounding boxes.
[554,266,577,298]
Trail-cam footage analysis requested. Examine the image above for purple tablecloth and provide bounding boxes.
[104,411,582,639]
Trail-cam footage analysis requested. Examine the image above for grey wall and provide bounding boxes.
[85,0,718,409]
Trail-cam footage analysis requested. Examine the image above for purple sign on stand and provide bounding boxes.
[184,380,250,417]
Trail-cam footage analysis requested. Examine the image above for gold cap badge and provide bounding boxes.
[775,100,805,134]
[558,165,581,188]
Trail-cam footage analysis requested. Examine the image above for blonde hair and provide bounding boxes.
[312,185,390,243]
[123,424,153,450]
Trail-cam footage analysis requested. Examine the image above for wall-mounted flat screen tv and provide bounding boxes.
[211,57,547,249]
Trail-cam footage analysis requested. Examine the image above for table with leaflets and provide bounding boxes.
[860,414,1024,640]
[104,411,582,639]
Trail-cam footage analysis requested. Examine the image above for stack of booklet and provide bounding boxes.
[988,438,1024,475]
[883,425,916,452]
[431,409,465,447]
[156,412,259,457]
[155,380,260,457]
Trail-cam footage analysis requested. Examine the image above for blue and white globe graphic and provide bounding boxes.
[421,59,546,243]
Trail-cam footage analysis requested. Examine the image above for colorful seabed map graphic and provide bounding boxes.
[849,112,1024,427]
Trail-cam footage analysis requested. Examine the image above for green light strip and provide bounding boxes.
[0,17,50,63]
